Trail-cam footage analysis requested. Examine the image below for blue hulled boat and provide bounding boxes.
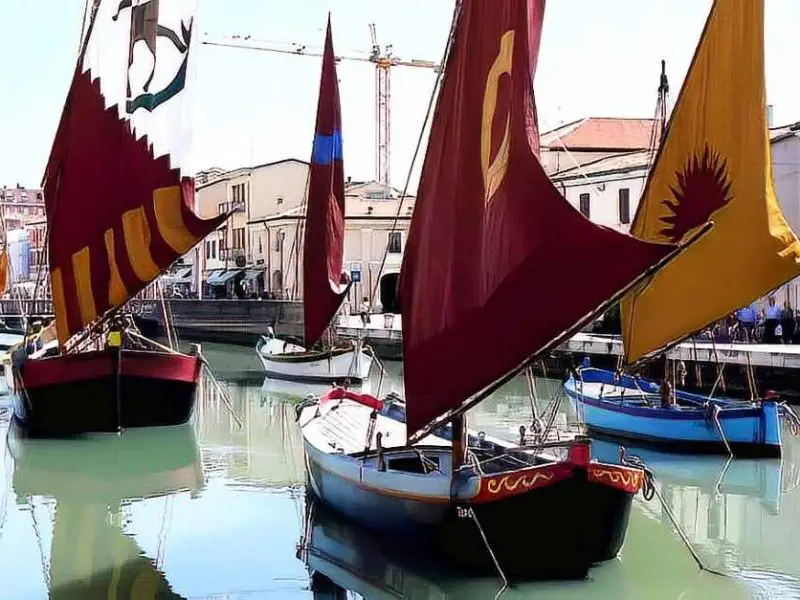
[565,367,783,458]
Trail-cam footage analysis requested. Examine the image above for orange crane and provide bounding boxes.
[202,25,440,186]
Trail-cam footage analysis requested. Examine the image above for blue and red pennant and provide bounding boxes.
[303,17,348,347]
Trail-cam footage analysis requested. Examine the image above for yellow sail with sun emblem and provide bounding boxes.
[621,0,800,364]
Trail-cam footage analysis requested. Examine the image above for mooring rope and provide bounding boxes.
[780,402,800,436]
[468,507,509,598]
[197,351,243,429]
[622,454,728,578]
[707,402,733,457]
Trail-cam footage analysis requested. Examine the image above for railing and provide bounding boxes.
[0,298,53,315]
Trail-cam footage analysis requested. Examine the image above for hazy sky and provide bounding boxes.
[2,0,799,189]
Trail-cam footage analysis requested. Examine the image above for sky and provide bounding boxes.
[1,0,799,190]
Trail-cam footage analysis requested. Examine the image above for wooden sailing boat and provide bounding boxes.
[297,0,695,580]
[256,20,372,384]
[567,0,800,458]
[10,0,228,435]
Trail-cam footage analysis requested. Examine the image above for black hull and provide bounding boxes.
[14,375,197,437]
[586,425,782,459]
[307,469,634,581]
[437,468,632,580]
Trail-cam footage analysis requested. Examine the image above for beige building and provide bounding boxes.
[193,159,414,310]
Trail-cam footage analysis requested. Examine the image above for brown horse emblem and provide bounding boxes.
[113,0,190,94]
[113,0,192,112]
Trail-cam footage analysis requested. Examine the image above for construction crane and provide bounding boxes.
[202,25,440,186]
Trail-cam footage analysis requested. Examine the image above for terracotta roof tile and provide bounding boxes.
[541,117,660,151]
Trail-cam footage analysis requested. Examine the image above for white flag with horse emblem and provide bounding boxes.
[82,0,199,172]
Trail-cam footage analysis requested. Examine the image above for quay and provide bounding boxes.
[336,314,800,368]
[132,299,305,344]
[336,315,800,400]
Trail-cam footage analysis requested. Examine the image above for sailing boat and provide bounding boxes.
[10,0,228,435]
[297,0,696,580]
[566,0,800,458]
[256,20,372,384]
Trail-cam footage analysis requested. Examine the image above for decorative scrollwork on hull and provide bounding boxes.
[587,465,643,494]
[472,463,574,504]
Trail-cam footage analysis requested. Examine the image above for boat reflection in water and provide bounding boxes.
[298,495,752,600]
[6,421,203,599]
[592,434,800,598]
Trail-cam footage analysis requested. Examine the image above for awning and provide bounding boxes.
[205,269,226,285]
[161,266,193,285]
[243,268,264,282]
[207,269,242,286]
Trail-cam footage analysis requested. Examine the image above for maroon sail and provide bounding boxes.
[399,0,677,434]
[303,18,348,347]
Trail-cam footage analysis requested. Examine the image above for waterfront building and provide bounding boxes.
[550,121,800,306]
[0,185,46,231]
[194,159,414,309]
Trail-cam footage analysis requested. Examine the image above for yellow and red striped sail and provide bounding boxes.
[44,0,225,345]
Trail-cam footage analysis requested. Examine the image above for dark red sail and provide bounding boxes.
[303,18,348,347]
[399,0,677,434]
[45,74,226,347]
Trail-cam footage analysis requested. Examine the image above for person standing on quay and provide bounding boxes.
[781,301,795,344]
[737,302,757,342]
[764,296,781,344]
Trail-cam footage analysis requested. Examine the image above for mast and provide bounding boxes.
[657,59,670,144]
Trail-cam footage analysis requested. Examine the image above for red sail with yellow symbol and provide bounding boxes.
[399,0,679,435]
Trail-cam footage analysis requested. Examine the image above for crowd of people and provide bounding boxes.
[704,296,799,344]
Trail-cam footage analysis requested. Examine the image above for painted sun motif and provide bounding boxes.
[658,146,733,243]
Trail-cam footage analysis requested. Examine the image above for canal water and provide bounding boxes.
[0,342,798,599]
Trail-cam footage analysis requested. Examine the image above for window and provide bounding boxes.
[258,234,263,253]
[36,191,43,201]
[579,193,591,218]
[233,227,245,250]
[205,241,210,259]
[388,231,402,254]
[367,190,389,200]
[618,188,630,224]
[211,240,217,259]
[276,196,284,205]
[218,202,227,215]
[231,183,247,207]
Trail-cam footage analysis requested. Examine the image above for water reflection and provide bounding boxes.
[7,421,201,599]
[0,344,798,599]
[298,495,750,600]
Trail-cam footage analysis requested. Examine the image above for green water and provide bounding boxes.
[0,342,798,599]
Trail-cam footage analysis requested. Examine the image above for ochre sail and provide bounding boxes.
[303,18,348,347]
[398,0,678,435]
[44,0,226,345]
[621,0,800,364]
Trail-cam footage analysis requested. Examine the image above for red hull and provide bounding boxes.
[13,349,201,436]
